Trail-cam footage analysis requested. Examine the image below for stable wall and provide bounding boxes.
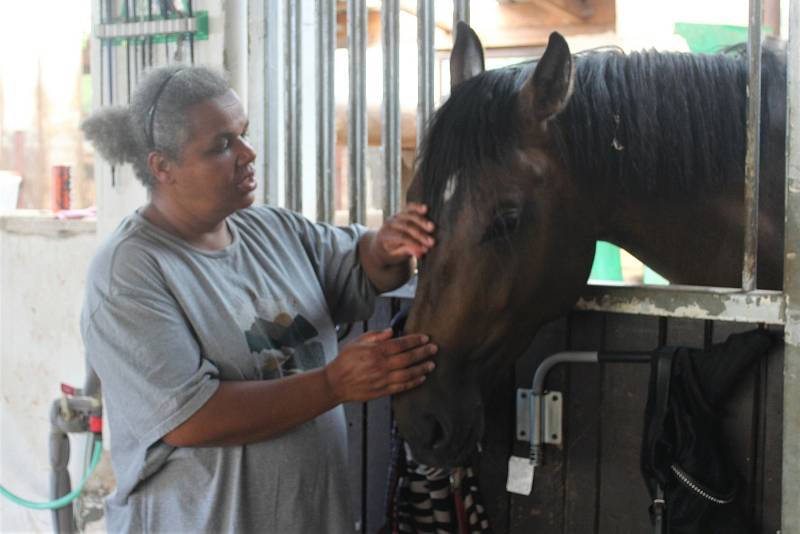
[0,212,98,532]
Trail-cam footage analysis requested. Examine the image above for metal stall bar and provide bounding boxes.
[743,0,763,291]
[348,0,367,224]
[782,0,800,530]
[347,0,367,224]
[285,0,302,212]
[453,0,470,30]
[186,0,195,64]
[317,0,336,223]
[382,0,401,219]
[417,0,435,149]
[103,0,116,186]
[248,0,269,206]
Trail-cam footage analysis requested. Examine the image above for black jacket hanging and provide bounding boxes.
[640,329,776,534]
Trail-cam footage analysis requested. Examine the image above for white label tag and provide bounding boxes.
[506,455,534,495]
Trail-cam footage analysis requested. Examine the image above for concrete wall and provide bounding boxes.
[0,212,98,532]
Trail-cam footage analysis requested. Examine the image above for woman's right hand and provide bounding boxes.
[324,329,438,403]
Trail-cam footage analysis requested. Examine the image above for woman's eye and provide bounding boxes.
[482,209,520,242]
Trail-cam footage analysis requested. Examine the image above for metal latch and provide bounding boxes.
[516,389,563,446]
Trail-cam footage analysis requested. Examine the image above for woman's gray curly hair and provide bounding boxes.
[81,65,231,188]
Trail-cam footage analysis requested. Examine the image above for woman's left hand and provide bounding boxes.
[371,202,435,265]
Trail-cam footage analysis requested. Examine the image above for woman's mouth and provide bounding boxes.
[236,172,257,193]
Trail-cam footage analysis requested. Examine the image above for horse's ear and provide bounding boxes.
[450,22,485,89]
[520,32,574,123]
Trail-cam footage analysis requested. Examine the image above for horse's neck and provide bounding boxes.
[598,185,783,289]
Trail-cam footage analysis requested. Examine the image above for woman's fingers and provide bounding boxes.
[383,342,438,370]
[386,213,435,246]
[356,328,393,343]
[332,329,436,401]
[374,202,436,261]
[384,375,428,395]
[381,360,435,386]
[379,333,430,355]
[370,337,436,393]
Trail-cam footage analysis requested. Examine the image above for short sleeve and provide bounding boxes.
[277,210,377,324]
[82,272,219,448]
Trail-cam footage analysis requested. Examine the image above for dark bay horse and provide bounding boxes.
[393,23,787,467]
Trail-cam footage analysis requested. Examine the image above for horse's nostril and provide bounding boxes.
[422,414,448,451]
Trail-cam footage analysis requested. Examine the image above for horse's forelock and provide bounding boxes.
[418,67,529,224]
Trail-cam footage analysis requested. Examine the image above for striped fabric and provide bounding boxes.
[382,426,491,534]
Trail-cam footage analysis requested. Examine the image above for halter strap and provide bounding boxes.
[146,68,184,149]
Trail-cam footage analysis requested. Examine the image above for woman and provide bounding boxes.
[81,65,436,533]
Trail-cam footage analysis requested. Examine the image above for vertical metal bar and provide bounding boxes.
[148,0,153,68]
[247,0,267,206]
[453,0,470,30]
[104,0,113,106]
[163,0,170,64]
[743,0,763,291]
[285,0,302,212]
[104,0,116,187]
[782,2,800,531]
[125,0,132,101]
[187,0,195,64]
[382,0,401,219]
[348,0,367,224]
[317,0,335,223]
[417,0,435,150]
[264,0,281,207]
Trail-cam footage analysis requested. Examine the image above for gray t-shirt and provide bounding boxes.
[81,206,376,533]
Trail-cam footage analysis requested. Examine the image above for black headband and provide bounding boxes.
[146,68,184,149]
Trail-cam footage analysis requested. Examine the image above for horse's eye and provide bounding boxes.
[482,209,520,242]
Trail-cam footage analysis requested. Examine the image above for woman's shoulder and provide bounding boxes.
[87,213,171,297]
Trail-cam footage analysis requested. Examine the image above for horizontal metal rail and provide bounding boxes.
[94,17,197,39]
[382,279,785,325]
[576,283,784,324]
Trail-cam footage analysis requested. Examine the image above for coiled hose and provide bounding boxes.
[0,438,103,510]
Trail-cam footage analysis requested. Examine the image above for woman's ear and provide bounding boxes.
[147,151,174,185]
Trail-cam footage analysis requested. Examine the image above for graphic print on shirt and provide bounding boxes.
[244,299,325,379]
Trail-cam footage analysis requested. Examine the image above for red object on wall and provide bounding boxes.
[51,165,71,211]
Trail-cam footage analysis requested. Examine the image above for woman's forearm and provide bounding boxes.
[163,368,337,447]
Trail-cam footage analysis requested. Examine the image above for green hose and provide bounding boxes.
[0,439,103,510]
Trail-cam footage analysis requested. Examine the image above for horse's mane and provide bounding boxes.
[417,44,786,223]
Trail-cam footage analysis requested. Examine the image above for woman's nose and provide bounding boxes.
[237,136,257,164]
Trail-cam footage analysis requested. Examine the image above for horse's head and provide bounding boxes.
[393,24,597,467]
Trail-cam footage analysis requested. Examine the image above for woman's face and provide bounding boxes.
[166,89,257,219]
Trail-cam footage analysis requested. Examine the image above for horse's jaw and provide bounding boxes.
[402,416,485,468]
